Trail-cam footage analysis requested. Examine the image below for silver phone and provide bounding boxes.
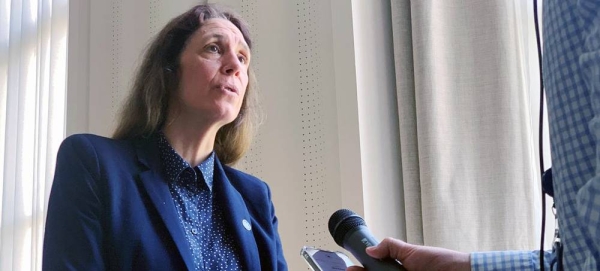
[300,246,354,271]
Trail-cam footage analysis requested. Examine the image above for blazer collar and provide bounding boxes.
[134,136,196,271]
[213,156,261,270]
[134,136,260,270]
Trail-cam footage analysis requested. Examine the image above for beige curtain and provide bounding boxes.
[391,0,541,252]
[0,0,69,269]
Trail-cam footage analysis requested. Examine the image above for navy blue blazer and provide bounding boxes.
[43,134,287,270]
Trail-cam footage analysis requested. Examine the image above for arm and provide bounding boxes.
[471,250,554,271]
[43,135,105,271]
[577,0,600,264]
[267,185,288,270]
[576,175,600,266]
[346,237,470,271]
[346,238,555,271]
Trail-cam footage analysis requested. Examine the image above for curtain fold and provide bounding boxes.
[391,0,541,252]
[0,0,68,270]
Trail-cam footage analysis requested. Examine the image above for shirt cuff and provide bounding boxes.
[471,250,554,271]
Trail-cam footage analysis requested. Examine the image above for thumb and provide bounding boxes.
[365,237,408,260]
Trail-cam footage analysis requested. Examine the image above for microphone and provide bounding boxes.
[328,209,405,271]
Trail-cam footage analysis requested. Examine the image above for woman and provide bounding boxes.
[43,4,287,270]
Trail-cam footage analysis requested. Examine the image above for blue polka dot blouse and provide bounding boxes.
[157,132,242,271]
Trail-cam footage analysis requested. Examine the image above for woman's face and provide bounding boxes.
[175,18,251,127]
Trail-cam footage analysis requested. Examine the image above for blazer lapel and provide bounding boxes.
[134,137,195,271]
[213,157,260,270]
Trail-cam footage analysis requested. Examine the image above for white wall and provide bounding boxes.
[66,0,405,269]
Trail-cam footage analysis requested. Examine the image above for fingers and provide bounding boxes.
[365,237,408,260]
[346,238,406,271]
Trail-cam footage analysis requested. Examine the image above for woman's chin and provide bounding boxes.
[186,105,239,124]
[210,111,240,127]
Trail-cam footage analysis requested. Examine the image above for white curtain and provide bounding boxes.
[391,0,548,252]
[0,0,68,269]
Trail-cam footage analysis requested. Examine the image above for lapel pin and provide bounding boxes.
[242,219,252,231]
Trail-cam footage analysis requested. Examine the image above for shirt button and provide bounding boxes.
[191,228,198,235]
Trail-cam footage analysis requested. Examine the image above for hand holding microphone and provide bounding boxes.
[328,209,405,270]
[329,209,471,271]
[345,237,471,271]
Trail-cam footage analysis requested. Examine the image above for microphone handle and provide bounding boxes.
[343,226,406,271]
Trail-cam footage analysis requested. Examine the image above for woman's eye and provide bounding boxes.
[207,45,220,53]
[238,55,247,64]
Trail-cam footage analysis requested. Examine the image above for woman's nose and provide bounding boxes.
[221,51,242,76]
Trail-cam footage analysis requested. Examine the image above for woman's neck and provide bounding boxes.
[162,116,219,167]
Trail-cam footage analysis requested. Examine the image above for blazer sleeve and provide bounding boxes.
[267,184,288,270]
[43,135,105,271]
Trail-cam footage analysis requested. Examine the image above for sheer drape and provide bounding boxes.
[390,0,547,251]
[0,0,68,269]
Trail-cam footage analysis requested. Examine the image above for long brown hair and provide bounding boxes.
[112,4,259,165]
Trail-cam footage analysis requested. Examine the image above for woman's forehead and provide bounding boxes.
[198,18,247,46]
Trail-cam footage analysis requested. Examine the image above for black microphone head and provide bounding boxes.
[328,209,367,247]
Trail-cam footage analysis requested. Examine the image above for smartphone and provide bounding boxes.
[300,246,354,271]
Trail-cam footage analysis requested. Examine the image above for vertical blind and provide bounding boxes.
[0,0,68,269]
